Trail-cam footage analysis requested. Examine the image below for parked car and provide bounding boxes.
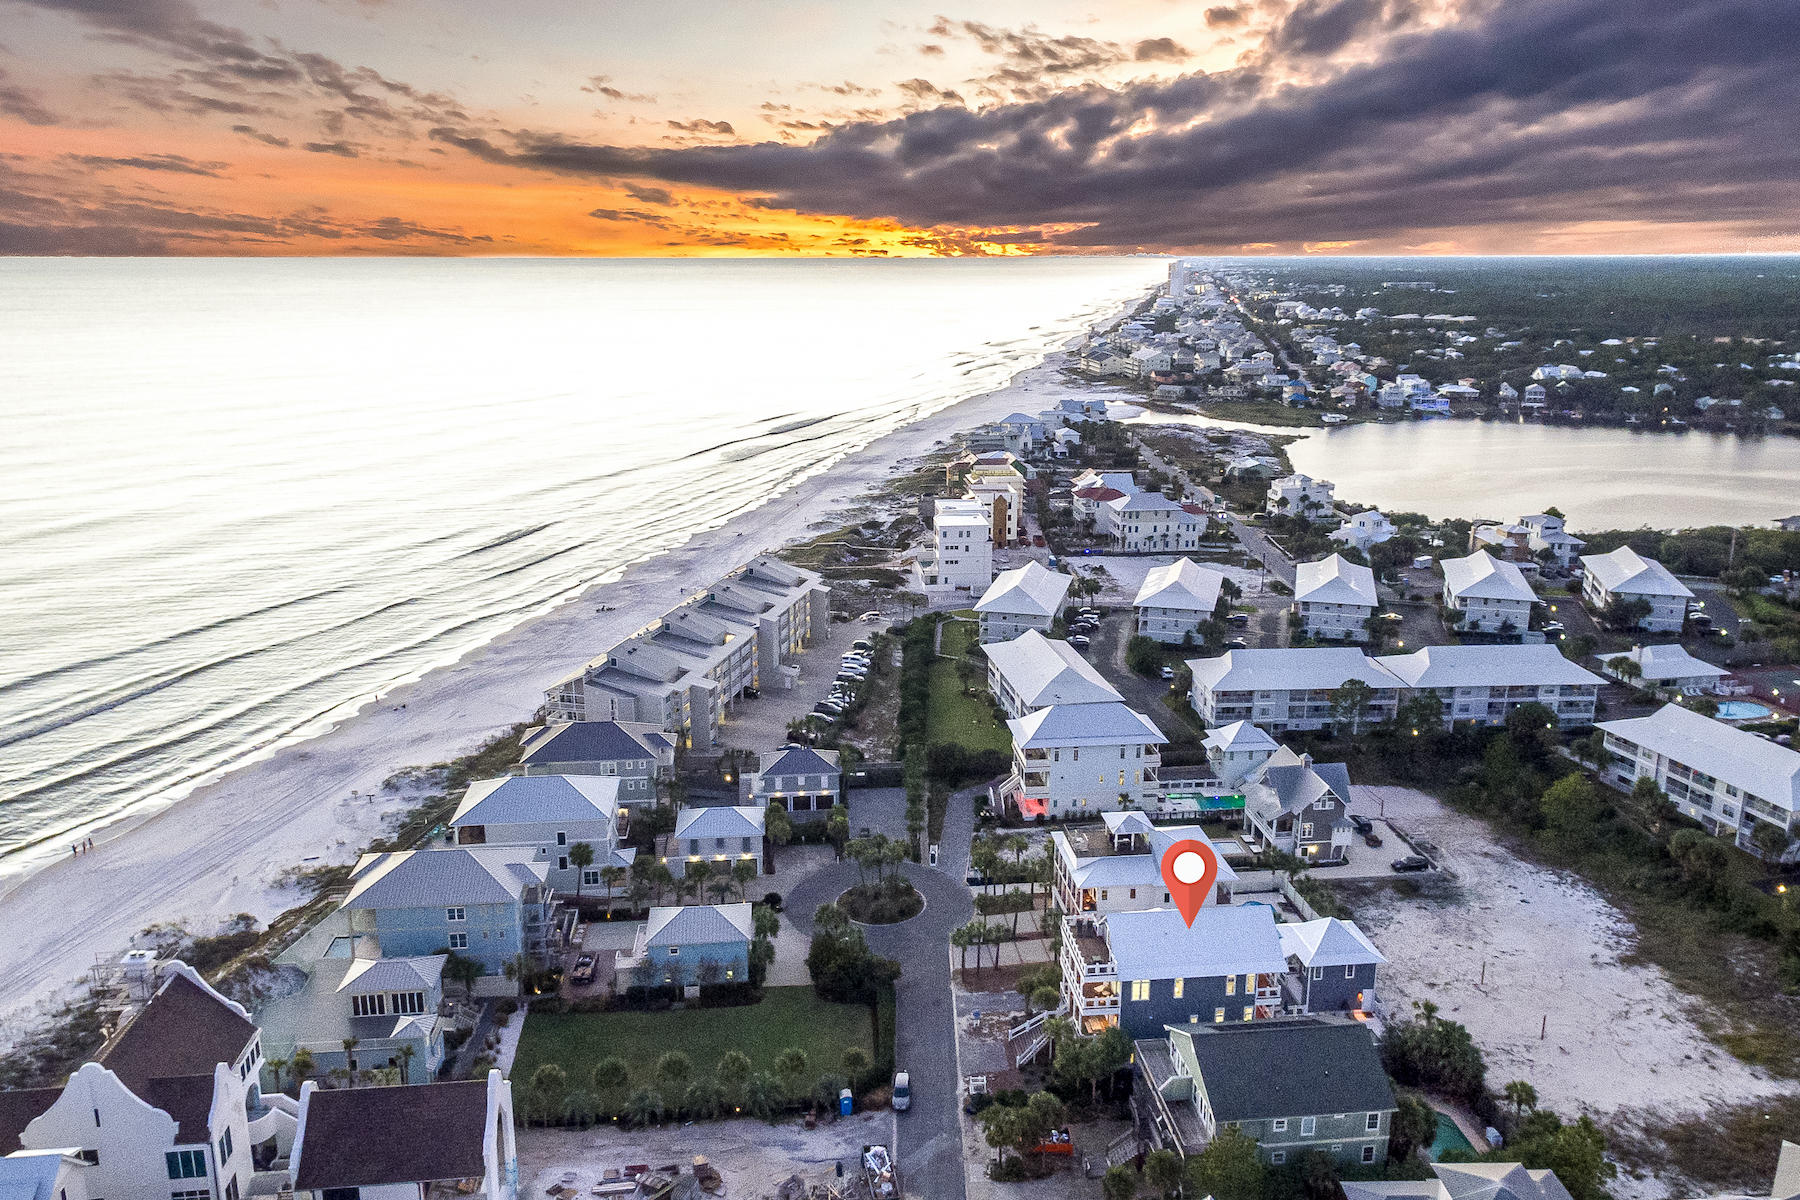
[1068,635,1091,650]
[892,1072,911,1112]
[1160,665,1175,680]
[569,954,597,986]
[1348,814,1373,834]
[1541,621,1565,634]
[1226,613,1250,627]
[1363,831,1384,847]
[1391,855,1430,872]
[1225,638,1250,650]
[857,610,882,621]
[851,639,873,651]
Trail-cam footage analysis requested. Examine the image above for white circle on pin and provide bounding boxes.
[1173,850,1206,884]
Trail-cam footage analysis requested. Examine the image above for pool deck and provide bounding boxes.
[1429,1099,1488,1154]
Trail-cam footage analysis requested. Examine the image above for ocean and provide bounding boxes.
[0,256,1164,876]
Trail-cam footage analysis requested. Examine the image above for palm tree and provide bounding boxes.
[841,1046,871,1090]
[774,1047,810,1101]
[715,1050,753,1106]
[708,873,736,905]
[340,1037,360,1087]
[743,1071,782,1121]
[592,1056,630,1115]
[1503,1079,1538,1117]
[624,1087,664,1128]
[568,842,595,899]
[657,1050,693,1095]
[684,861,711,906]
[731,857,759,901]
[683,1079,726,1120]
[395,1044,416,1085]
[289,1048,315,1092]
[600,865,628,916]
[266,1057,287,1093]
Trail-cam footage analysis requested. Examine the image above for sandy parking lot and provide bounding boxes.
[1348,784,1791,1194]
[519,1113,896,1199]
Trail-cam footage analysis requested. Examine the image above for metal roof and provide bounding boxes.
[1376,644,1603,689]
[1440,550,1536,604]
[344,848,548,910]
[985,631,1122,709]
[1105,905,1284,980]
[643,902,755,947]
[451,774,620,827]
[1277,918,1387,967]
[1294,553,1378,608]
[1580,546,1694,598]
[1008,702,1167,749]
[1134,558,1226,612]
[673,805,766,841]
[976,562,1073,618]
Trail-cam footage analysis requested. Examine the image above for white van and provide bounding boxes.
[891,1071,911,1111]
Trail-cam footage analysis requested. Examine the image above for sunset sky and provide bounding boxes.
[1,0,1795,256]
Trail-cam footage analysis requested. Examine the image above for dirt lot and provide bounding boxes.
[519,1113,896,1199]
[1345,785,1794,1198]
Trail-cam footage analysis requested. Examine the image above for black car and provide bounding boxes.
[1362,831,1384,848]
[1348,814,1373,834]
[1391,855,1430,872]
[1226,613,1251,627]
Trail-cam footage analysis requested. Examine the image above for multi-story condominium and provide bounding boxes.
[1005,702,1167,818]
[1134,558,1226,643]
[448,774,634,894]
[1050,810,1237,917]
[0,963,283,1197]
[1105,493,1208,552]
[1580,546,1694,632]
[515,720,673,806]
[1346,1162,1580,1200]
[290,1072,517,1200]
[910,497,995,596]
[662,805,766,880]
[1243,747,1353,862]
[1599,703,1800,861]
[1376,644,1603,728]
[985,630,1122,719]
[1602,643,1728,695]
[1277,918,1385,1015]
[1266,473,1335,519]
[1202,720,1279,786]
[1059,905,1286,1036]
[615,903,754,989]
[1329,509,1396,552]
[965,457,1027,544]
[1440,549,1537,633]
[545,557,829,746]
[1291,553,1378,642]
[976,562,1073,643]
[341,848,556,978]
[748,745,841,820]
[1187,647,1403,733]
[1133,1019,1395,1166]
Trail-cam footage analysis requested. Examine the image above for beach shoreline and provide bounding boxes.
[0,340,1125,1031]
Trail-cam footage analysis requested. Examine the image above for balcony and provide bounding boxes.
[1063,916,1117,978]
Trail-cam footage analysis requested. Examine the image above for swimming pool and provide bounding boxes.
[1428,1112,1475,1161]
[1717,700,1774,721]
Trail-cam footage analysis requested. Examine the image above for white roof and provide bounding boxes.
[985,631,1122,709]
[674,805,766,840]
[1105,905,1285,980]
[1008,702,1168,750]
[1376,644,1603,689]
[976,562,1073,618]
[1189,647,1403,694]
[1619,642,1728,680]
[643,902,754,948]
[1580,546,1694,599]
[1202,720,1279,754]
[1293,554,1378,608]
[1599,703,1800,814]
[1277,918,1387,967]
[1102,810,1156,837]
[1059,829,1239,892]
[452,774,620,827]
[1440,550,1537,604]
[1134,558,1225,613]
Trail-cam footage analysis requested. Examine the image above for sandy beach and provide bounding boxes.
[0,351,1106,1034]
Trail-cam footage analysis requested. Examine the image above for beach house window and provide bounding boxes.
[1300,1117,1316,1136]
[1225,976,1236,995]
[1213,1008,1225,1023]
[446,907,465,922]
[167,1150,207,1179]
[1243,1006,1254,1021]
[448,933,468,949]
[1363,1145,1377,1164]
[173,1190,211,1200]
[584,869,601,886]
[392,991,427,1015]
[1270,1152,1287,1165]
[1130,980,1150,1001]
[1345,965,1357,979]
[217,1127,233,1164]
[1172,978,1184,999]
[558,857,569,870]
[1310,966,1324,980]
[352,993,387,1017]
[1271,1118,1288,1132]
[1366,1112,1381,1131]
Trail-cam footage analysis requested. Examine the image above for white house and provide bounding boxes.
[1050,814,1238,916]
[1603,643,1729,694]
[664,805,766,880]
[1440,550,1536,633]
[1292,554,1378,642]
[1599,703,1800,861]
[448,774,633,894]
[995,412,1045,455]
[1375,644,1603,728]
[1188,648,1403,733]
[965,458,1028,544]
[1519,514,1585,566]
[1134,558,1226,644]
[975,562,1074,643]
[290,1072,516,1200]
[1580,546,1693,632]
[1202,720,1279,787]
[910,497,995,597]
[985,630,1122,719]
[1073,485,1130,530]
[1329,510,1395,552]
[1266,474,1336,519]
[1005,702,1168,818]
[1105,493,1208,552]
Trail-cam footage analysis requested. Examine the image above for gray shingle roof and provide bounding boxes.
[1170,1018,1394,1122]
[344,848,547,910]
[293,1080,491,1188]
[451,774,620,827]
[518,721,669,766]
[759,746,840,777]
[644,902,755,948]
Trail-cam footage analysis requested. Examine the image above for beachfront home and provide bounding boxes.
[1266,474,1335,519]
[1133,1019,1394,1165]
[975,562,1073,643]
[0,963,288,1196]
[545,556,830,747]
[1277,918,1385,1015]
[615,903,754,989]
[1004,702,1168,818]
[1071,469,1136,495]
[515,720,673,805]
[1376,644,1603,728]
[1188,647,1403,733]
[289,1072,516,1200]
[748,745,841,820]
[1050,812,1238,917]
[985,630,1122,720]
[910,497,995,597]
[1133,558,1227,644]
[1242,747,1353,862]
[1344,1162,1578,1200]
[1440,550,1537,634]
[341,848,555,978]
[1291,554,1378,642]
[259,940,448,1085]
[448,775,633,894]
[1059,905,1286,1036]
[1105,492,1208,552]
[965,456,1027,544]
[1329,510,1395,553]
[663,805,765,880]
[996,412,1045,455]
[1599,703,1800,861]
[1202,720,1279,787]
[1603,643,1729,695]
[1580,546,1694,632]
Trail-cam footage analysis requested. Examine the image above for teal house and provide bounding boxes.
[617,903,753,989]
[342,848,555,980]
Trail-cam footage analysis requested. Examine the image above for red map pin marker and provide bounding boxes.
[1160,838,1220,928]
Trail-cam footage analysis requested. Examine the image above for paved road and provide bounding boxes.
[785,786,977,1200]
[1225,513,1297,588]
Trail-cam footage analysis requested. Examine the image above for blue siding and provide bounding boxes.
[1119,974,1258,1039]
[1301,963,1377,1014]
[637,938,751,988]
[374,902,522,975]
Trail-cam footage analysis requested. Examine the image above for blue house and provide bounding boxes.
[1061,905,1286,1037]
[1277,917,1386,1016]
[617,903,753,990]
[341,848,554,980]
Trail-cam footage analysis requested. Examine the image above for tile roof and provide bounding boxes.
[1294,553,1378,608]
[451,774,620,827]
[1104,905,1284,980]
[1168,1018,1393,1122]
[1440,550,1536,604]
[643,902,755,948]
[985,631,1122,709]
[1134,558,1226,612]
[976,563,1074,618]
[1581,546,1694,598]
[293,1080,491,1188]
[344,848,548,910]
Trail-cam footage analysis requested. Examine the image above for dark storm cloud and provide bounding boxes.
[432,0,1800,250]
[0,67,61,124]
[303,140,360,157]
[230,123,290,147]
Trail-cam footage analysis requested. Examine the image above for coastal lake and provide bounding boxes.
[1136,413,1800,529]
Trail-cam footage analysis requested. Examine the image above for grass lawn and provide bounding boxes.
[928,618,1012,753]
[512,986,874,1093]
